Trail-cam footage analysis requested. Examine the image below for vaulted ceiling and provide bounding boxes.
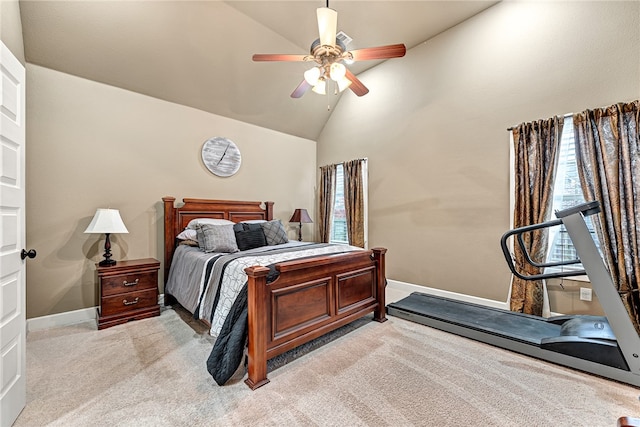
[20,1,498,140]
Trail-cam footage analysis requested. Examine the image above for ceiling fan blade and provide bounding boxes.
[252,54,309,62]
[348,44,407,61]
[317,7,337,47]
[291,80,312,98]
[345,69,369,97]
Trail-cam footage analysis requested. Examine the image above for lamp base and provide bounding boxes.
[99,258,117,267]
[99,233,117,267]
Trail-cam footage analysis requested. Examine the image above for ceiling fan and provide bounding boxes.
[252,3,406,98]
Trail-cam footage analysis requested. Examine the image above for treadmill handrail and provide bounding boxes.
[501,218,588,281]
[516,232,582,268]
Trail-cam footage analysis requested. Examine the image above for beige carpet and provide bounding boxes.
[15,307,640,426]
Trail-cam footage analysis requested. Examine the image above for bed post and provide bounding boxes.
[162,196,176,284]
[372,247,388,323]
[244,265,271,390]
[265,201,274,221]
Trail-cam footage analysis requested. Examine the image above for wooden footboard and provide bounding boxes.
[244,247,387,390]
[163,196,387,390]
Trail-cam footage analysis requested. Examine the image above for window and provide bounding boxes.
[546,116,601,269]
[330,164,349,244]
[328,160,369,246]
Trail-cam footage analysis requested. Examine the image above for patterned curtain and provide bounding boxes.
[510,117,563,315]
[573,100,640,333]
[318,164,336,243]
[343,159,366,248]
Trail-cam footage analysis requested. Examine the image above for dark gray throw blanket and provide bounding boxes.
[206,264,280,385]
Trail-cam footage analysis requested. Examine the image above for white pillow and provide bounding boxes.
[186,218,234,230]
[242,219,266,224]
[176,229,197,240]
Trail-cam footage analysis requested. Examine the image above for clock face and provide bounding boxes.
[201,137,242,177]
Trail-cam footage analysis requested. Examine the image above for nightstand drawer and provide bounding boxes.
[101,271,157,297]
[101,288,158,316]
[97,258,160,329]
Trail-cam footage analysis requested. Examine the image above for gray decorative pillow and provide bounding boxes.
[260,220,288,245]
[195,223,239,253]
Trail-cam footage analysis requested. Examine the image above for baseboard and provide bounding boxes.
[28,285,508,332]
[386,279,509,310]
[27,294,166,332]
[27,307,97,332]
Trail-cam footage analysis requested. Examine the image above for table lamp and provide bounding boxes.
[289,208,313,241]
[84,208,129,266]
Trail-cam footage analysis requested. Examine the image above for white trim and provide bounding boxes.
[386,279,509,310]
[25,288,561,333]
[509,131,515,233]
[26,294,166,331]
[362,158,369,250]
[27,307,97,332]
[386,279,565,317]
[507,130,516,308]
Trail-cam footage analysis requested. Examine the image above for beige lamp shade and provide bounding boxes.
[85,208,128,266]
[84,209,129,234]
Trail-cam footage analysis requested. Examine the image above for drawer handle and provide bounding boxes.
[123,297,139,306]
[123,279,139,287]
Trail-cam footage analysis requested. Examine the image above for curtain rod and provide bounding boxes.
[319,158,368,169]
[507,112,573,131]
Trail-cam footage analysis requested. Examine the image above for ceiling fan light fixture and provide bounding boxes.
[252,1,406,99]
[317,7,337,47]
[329,62,346,81]
[304,66,322,85]
[312,79,327,95]
[337,77,352,92]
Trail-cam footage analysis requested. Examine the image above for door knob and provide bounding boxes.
[21,249,36,260]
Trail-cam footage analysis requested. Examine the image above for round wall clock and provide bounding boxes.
[201,137,242,177]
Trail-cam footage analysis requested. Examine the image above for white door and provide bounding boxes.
[0,41,27,427]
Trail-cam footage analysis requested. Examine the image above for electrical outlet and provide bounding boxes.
[580,287,592,301]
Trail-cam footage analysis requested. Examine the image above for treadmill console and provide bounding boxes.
[555,200,601,219]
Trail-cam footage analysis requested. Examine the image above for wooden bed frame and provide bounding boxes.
[162,196,387,389]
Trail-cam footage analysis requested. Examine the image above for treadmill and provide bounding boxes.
[387,201,640,387]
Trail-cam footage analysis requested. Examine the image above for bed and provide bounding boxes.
[162,196,388,389]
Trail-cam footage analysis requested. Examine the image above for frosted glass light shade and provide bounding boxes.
[337,77,352,92]
[312,79,326,95]
[329,63,346,81]
[84,209,129,234]
[304,67,321,86]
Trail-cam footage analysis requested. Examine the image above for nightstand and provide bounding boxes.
[97,258,161,329]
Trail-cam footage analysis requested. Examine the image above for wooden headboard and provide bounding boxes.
[162,197,274,282]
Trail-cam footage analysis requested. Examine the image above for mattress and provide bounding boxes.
[165,241,362,336]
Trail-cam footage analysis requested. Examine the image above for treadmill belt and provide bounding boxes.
[388,292,561,345]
